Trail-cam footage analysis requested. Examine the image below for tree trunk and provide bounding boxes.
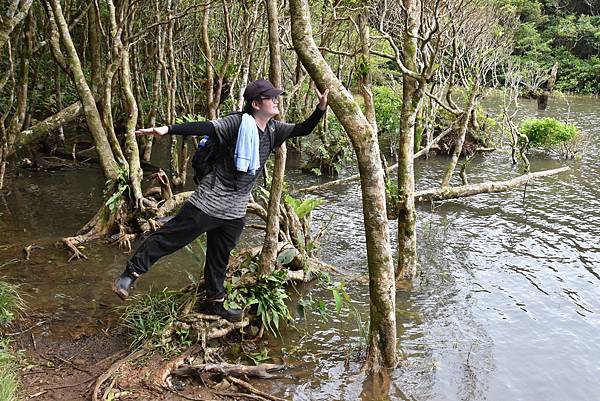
[119,42,143,205]
[87,4,102,95]
[200,3,216,119]
[357,13,376,132]
[237,1,261,110]
[537,63,559,111]
[7,9,33,149]
[259,0,287,275]
[289,0,396,372]
[396,0,420,280]
[12,101,84,153]
[441,82,478,187]
[0,0,34,52]
[47,0,119,181]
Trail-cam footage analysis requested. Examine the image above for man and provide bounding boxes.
[112,79,329,322]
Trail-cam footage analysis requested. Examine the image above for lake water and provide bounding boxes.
[0,95,598,400]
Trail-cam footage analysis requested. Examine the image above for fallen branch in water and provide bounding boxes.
[174,362,284,379]
[414,166,570,202]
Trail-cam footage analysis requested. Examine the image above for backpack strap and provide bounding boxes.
[267,120,276,152]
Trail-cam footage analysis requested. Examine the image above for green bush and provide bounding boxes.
[226,260,293,336]
[520,117,579,148]
[373,85,402,135]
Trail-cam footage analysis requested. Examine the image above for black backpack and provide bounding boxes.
[191,134,224,185]
[191,116,276,187]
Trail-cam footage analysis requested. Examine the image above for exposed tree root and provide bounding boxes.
[156,190,193,217]
[61,202,116,260]
[92,349,148,401]
[151,344,203,390]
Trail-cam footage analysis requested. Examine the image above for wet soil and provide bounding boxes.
[11,317,232,400]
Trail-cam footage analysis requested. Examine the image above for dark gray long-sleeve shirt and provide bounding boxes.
[168,107,325,219]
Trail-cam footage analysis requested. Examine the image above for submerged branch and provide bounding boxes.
[414,167,570,202]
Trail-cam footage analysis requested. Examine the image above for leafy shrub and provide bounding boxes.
[303,115,352,176]
[520,117,579,148]
[373,85,402,135]
[226,258,293,336]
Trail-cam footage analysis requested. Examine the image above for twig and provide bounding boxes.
[226,376,287,401]
[101,377,116,401]
[213,390,271,401]
[49,354,92,374]
[91,348,129,367]
[0,258,19,268]
[40,376,96,391]
[169,391,216,401]
[92,349,147,401]
[27,390,47,399]
[5,320,48,336]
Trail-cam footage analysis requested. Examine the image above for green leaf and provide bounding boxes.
[276,248,299,265]
[332,288,343,313]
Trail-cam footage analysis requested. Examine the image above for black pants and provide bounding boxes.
[126,202,245,300]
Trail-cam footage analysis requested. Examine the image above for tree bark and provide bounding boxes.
[394,0,421,280]
[47,0,119,181]
[7,8,33,149]
[118,36,143,205]
[0,0,34,52]
[357,13,376,132]
[12,101,84,153]
[289,0,396,372]
[415,167,570,202]
[537,63,559,111]
[440,82,478,187]
[259,0,286,275]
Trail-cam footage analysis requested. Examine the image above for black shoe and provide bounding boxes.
[112,271,138,300]
[197,299,243,322]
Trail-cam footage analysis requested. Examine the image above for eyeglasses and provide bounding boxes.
[258,96,280,103]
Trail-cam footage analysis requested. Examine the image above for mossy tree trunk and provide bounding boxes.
[289,0,396,372]
[0,0,34,52]
[44,0,152,254]
[395,0,420,280]
[259,0,287,275]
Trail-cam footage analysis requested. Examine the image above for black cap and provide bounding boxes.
[243,79,285,101]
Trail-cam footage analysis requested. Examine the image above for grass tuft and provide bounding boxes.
[119,288,197,355]
[0,280,25,401]
[0,280,25,326]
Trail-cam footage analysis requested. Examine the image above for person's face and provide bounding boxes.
[253,95,280,117]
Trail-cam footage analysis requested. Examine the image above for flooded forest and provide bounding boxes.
[1,0,599,400]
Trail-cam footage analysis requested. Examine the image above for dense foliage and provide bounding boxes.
[501,0,600,93]
[520,117,579,148]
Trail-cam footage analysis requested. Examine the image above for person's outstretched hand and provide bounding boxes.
[316,87,329,111]
[135,126,169,136]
